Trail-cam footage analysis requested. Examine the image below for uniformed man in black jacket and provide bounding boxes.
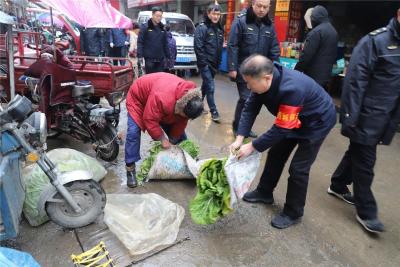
[80,27,105,57]
[327,9,400,233]
[230,55,336,229]
[137,6,169,74]
[294,5,338,88]
[194,3,224,122]
[228,0,280,138]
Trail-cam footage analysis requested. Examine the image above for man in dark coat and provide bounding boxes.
[327,9,400,234]
[80,27,105,57]
[294,5,338,88]
[194,3,224,122]
[228,0,280,138]
[230,55,336,229]
[109,28,129,65]
[137,6,169,74]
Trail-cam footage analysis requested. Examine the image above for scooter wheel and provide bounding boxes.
[46,180,106,229]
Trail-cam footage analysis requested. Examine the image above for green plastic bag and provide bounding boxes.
[22,148,107,226]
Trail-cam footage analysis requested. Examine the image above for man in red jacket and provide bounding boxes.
[125,72,204,187]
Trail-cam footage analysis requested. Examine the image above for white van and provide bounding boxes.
[137,11,197,71]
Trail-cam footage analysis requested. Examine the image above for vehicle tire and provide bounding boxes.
[95,125,119,162]
[46,180,106,229]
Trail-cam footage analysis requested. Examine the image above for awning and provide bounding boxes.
[39,0,132,28]
[0,10,16,25]
[127,0,170,9]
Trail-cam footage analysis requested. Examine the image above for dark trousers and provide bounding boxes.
[200,66,217,113]
[233,74,251,130]
[144,59,164,74]
[257,138,325,218]
[125,114,187,165]
[331,142,378,220]
[110,46,126,66]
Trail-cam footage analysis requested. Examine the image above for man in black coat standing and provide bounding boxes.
[227,0,280,138]
[327,9,400,233]
[194,3,224,122]
[294,5,338,88]
[137,6,169,74]
[80,27,105,57]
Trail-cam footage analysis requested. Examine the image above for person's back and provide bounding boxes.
[280,67,335,138]
[295,5,338,87]
[126,73,197,122]
[247,64,336,141]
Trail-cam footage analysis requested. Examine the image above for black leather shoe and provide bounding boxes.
[356,215,385,233]
[271,213,302,229]
[242,189,274,204]
[126,165,137,188]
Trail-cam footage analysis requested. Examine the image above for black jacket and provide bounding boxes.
[294,5,338,86]
[238,64,336,152]
[227,7,280,71]
[137,19,169,60]
[194,16,224,69]
[340,18,400,146]
[80,28,105,56]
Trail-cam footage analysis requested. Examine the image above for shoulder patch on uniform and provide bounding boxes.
[237,13,245,18]
[369,27,387,36]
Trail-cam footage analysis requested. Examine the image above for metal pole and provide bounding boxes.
[7,24,15,100]
[49,7,56,61]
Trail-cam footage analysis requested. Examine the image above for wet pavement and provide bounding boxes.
[6,74,400,266]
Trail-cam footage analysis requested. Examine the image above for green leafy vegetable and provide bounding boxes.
[189,158,232,225]
[179,140,200,159]
[136,140,200,184]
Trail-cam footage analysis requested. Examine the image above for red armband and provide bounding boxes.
[275,105,302,129]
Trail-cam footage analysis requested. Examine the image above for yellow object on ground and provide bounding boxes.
[71,241,115,267]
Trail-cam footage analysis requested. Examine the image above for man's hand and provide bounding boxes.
[110,42,114,48]
[229,135,244,154]
[161,138,171,149]
[228,71,237,80]
[124,41,130,46]
[236,142,255,160]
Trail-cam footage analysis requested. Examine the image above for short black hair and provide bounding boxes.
[240,54,273,77]
[207,3,221,13]
[152,6,163,14]
[183,96,204,119]
[132,22,140,30]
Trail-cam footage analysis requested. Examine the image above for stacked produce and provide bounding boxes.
[189,158,232,225]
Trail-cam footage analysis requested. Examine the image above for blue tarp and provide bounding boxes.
[0,247,41,267]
